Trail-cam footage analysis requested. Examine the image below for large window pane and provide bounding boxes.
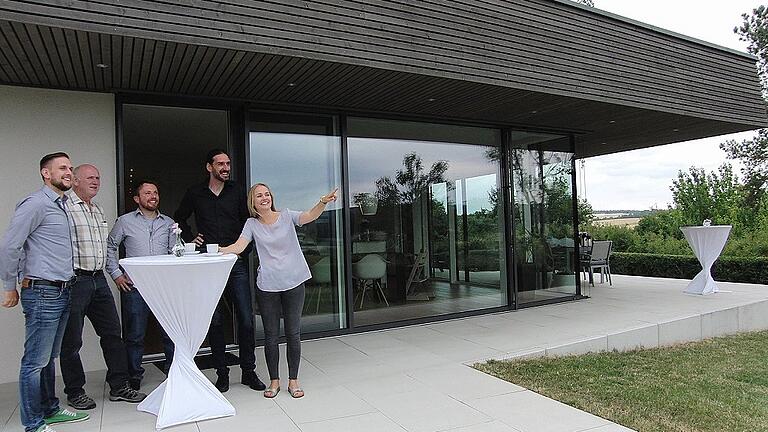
[248,113,345,334]
[509,132,577,304]
[348,118,506,326]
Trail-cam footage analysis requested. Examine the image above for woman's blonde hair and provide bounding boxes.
[247,183,277,218]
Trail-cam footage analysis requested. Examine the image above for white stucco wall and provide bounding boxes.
[0,85,116,384]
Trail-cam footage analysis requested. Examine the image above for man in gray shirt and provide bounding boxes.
[106,179,175,390]
[0,152,89,432]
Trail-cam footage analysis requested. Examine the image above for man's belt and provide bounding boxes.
[21,278,75,288]
[75,269,103,277]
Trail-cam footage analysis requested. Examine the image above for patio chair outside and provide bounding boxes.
[583,240,613,286]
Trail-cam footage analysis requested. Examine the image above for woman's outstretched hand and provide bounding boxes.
[321,188,339,204]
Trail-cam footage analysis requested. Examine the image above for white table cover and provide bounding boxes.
[119,254,237,429]
[680,225,732,295]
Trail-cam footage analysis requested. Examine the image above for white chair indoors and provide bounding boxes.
[352,254,389,309]
[307,256,331,314]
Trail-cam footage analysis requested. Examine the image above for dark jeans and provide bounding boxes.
[19,283,70,432]
[208,258,256,375]
[255,284,305,380]
[121,287,174,382]
[60,272,130,396]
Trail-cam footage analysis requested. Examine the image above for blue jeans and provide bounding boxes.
[19,283,71,432]
[121,288,174,382]
[208,258,256,375]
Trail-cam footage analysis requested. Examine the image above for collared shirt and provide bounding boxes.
[105,209,175,280]
[0,186,74,291]
[174,180,250,253]
[65,192,109,271]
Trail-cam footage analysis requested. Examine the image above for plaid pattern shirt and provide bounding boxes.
[65,192,109,271]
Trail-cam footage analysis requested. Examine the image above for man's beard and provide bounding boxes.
[51,178,71,191]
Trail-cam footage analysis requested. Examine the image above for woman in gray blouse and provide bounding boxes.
[221,183,338,399]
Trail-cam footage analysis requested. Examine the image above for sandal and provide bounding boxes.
[263,387,280,398]
[288,387,304,398]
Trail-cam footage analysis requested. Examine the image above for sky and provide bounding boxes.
[577,0,762,211]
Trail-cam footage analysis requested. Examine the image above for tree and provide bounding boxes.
[572,0,594,6]
[375,152,448,205]
[721,7,768,213]
[670,164,746,232]
[578,198,594,229]
[735,5,768,91]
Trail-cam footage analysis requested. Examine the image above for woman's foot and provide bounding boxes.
[264,379,280,398]
[287,379,304,398]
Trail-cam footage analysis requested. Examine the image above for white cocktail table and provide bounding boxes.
[680,225,732,295]
[119,253,237,429]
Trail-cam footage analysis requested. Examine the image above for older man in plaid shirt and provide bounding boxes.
[59,164,145,410]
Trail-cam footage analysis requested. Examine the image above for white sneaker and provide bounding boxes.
[35,424,57,432]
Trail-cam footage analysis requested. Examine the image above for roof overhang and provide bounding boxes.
[0,1,765,157]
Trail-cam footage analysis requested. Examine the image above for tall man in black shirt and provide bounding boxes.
[174,149,265,392]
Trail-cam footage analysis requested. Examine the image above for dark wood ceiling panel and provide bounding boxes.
[5,23,47,86]
[62,28,85,87]
[18,22,53,86]
[0,25,23,84]
[74,29,94,88]
[1,20,37,85]
[196,48,229,96]
[218,51,258,97]
[137,38,155,91]
[243,55,295,100]
[50,27,76,88]
[206,50,244,96]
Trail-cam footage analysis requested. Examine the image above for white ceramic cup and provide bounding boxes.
[184,243,196,253]
[206,243,219,254]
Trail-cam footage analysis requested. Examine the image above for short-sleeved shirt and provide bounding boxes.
[241,209,310,292]
[65,192,109,271]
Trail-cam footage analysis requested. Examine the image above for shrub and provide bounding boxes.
[611,252,768,284]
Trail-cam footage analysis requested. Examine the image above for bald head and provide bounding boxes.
[73,164,101,203]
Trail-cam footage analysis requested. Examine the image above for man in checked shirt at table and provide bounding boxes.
[106,179,175,391]
[60,164,146,410]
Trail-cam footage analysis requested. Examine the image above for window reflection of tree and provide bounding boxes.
[511,147,576,292]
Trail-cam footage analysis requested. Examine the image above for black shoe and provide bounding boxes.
[109,383,147,403]
[67,393,96,410]
[129,379,141,391]
[241,371,266,391]
[215,372,230,393]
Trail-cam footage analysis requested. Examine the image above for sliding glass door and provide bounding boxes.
[247,112,346,333]
[508,131,578,305]
[347,118,507,326]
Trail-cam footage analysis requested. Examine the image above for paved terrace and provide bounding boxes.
[2,275,767,432]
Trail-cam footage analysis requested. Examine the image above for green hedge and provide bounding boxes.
[611,252,768,285]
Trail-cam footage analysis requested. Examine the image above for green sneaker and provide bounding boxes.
[34,425,57,432]
[43,408,89,424]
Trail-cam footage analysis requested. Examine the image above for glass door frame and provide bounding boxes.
[502,132,583,309]
[115,94,245,362]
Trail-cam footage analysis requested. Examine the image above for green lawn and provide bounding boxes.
[475,331,768,432]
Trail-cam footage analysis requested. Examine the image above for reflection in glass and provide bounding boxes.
[348,118,506,326]
[248,114,345,334]
[509,132,577,304]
